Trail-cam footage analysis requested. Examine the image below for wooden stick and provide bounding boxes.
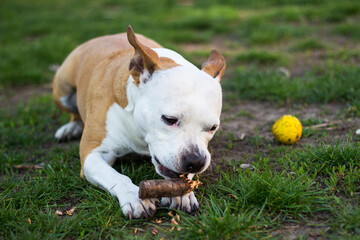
[138,177,201,199]
[304,120,342,129]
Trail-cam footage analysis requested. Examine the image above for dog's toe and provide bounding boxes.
[162,191,199,213]
[121,196,158,219]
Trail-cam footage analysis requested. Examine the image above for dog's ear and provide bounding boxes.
[127,25,161,85]
[201,50,226,82]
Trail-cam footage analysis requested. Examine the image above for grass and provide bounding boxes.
[1,94,360,238]
[226,65,360,104]
[291,38,326,52]
[1,0,360,239]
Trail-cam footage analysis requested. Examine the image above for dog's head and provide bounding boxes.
[128,26,226,179]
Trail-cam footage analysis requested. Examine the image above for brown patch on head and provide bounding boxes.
[201,50,226,82]
[159,57,181,70]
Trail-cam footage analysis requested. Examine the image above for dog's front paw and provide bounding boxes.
[161,191,199,213]
[119,189,159,219]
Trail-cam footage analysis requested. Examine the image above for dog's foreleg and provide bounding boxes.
[83,151,159,218]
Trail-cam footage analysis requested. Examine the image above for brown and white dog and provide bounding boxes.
[53,26,226,219]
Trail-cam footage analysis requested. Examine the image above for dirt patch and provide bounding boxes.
[210,100,358,165]
[0,83,52,110]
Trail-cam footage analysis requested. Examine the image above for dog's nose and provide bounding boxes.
[182,153,206,173]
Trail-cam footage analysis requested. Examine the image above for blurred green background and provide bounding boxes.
[1,0,360,107]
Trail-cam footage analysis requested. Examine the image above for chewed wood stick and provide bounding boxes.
[138,176,202,199]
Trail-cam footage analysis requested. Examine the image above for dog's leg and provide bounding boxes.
[160,174,199,213]
[55,113,84,142]
[83,151,159,219]
[53,71,84,142]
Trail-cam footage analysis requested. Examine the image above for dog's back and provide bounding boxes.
[53,33,162,123]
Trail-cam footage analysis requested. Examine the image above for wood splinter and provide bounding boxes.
[138,175,202,199]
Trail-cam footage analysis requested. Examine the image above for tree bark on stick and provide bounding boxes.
[138,178,201,199]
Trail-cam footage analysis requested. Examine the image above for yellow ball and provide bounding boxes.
[272,115,302,144]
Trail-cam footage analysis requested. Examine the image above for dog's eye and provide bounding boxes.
[209,124,218,132]
[161,115,178,126]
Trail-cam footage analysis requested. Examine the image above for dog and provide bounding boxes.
[53,26,226,219]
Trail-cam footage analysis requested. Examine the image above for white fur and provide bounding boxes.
[82,47,222,218]
[60,93,77,113]
[55,121,83,141]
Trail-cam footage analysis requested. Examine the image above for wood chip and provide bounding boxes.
[171,218,178,225]
[55,210,63,216]
[66,207,75,216]
[154,219,162,224]
[238,133,246,140]
[151,228,158,235]
[55,206,76,216]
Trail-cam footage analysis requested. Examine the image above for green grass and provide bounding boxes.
[226,65,360,104]
[1,94,360,238]
[291,38,326,52]
[2,0,360,238]
[333,23,360,40]
[235,50,285,65]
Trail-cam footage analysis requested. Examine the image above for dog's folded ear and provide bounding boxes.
[127,25,161,85]
[201,50,226,82]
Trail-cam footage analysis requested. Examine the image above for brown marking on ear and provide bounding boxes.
[201,50,226,82]
[128,26,180,84]
[129,54,142,86]
[127,26,160,74]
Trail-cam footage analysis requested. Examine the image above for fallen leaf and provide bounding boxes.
[133,228,138,234]
[168,211,174,217]
[175,213,180,221]
[152,228,158,235]
[27,218,31,224]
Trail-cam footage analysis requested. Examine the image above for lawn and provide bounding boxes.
[1,0,360,239]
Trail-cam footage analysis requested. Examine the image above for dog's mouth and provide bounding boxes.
[154,157,182,179]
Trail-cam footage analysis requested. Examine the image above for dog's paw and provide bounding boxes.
[119,189,159,219]
[55,121,83,142]
[161,191,199,213]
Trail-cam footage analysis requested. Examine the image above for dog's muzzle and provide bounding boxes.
[155,157,181,178]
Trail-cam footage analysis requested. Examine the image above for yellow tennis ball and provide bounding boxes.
[272,115,302,144]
